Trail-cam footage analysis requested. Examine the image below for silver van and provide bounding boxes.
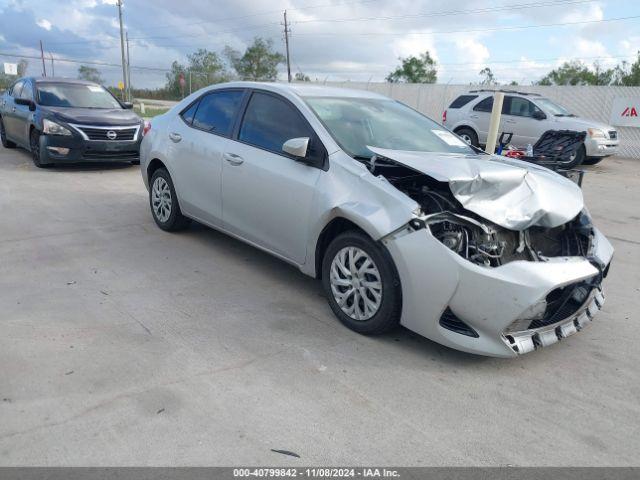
[443,90,619,166]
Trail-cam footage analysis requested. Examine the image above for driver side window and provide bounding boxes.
[19,82,33,101]
[239,92,311,153]
[505,97,541,118]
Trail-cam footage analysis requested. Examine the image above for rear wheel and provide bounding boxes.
[0,118,16,148]
[455,127,478,147]
[322,230,401,335]
[582,156,604,165]
[149,168,190,231]
[30,129,51,168]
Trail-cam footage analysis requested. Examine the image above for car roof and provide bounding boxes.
[29,77,101,86]
[465,89,542,97]
[211,81,389,100]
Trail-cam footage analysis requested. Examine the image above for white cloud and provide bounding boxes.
[36,18,52,30]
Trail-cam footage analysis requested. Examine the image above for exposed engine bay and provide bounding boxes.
[365,156,593,267]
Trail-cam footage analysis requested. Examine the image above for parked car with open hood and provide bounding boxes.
[140,82,613,357]
[0,77,143,167]
[443,89,619,167]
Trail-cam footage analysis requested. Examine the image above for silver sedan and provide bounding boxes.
[140,82,613,357]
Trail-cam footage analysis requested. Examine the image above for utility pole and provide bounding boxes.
[39,40,46,77]
[283,10,292,83]
[49,52,55,76]
[116,0,128,98]
[125,31,131,101]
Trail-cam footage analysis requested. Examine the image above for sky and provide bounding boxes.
[0,0,639,88]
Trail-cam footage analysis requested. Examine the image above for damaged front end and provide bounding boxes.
[364,148,613,356]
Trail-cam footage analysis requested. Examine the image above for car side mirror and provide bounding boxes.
[283,137,309,158]
[532,110,546,120]
[122,102,134,110]
[15,98,35,111]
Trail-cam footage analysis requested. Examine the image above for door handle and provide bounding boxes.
[469,114,479,119]
[504,119,516,124]
[223,152,244,166]
[169,132,182,143]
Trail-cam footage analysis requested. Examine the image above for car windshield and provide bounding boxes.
[304,96,476,158]
[535,97,574,117]
[37,83,122,109]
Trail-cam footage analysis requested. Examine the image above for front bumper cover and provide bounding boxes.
[383,225,613,357]
[39,128,141,164]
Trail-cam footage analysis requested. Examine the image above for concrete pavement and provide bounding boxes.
[0,147,638,466]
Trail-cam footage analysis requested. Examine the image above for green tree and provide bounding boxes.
[295,71,310,82]
[536,60,614,86]
[612,51,640,86]
[78,65,104,84]
[386,51,437,83]
[478,67,497,86]
[165,49,230,98]
[225,38,285,81]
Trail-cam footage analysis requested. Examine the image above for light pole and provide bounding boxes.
[116,0,128,99]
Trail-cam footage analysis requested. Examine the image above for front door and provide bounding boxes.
[221,91,323,264]
[502,96,548,148]
[2,80,25,143]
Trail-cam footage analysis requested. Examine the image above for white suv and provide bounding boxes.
[443,90,619,166]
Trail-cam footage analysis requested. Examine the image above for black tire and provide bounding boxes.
[582,156,604,165]
[149,167,190,231]
[0,118,16,149]
[560,144,585,169]
[322,230,402,335]
[29,129,51,168]
[455,127,479,147]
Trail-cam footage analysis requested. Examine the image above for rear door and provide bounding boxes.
[221,90,324,264]
[502,96,548,147]
[167,89,246,226]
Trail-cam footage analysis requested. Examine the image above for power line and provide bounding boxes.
[128,22,280,41]
[0,51,171,72]
[291,14,640,35]
[293,0,599,24]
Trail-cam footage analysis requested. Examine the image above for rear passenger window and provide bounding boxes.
[180,101,199,125]
[473,97,493,112]
[239,92,313,154]
[192,90,244,135]
[449,95,478,108]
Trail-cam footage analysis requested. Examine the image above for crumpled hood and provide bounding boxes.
[368,147,584,231]
[44,107,141,126]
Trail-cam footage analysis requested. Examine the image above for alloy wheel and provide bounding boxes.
[151,177,172,223]
[460,133,472,144]
[329,246,383,321]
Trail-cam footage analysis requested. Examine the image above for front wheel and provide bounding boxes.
[322,231,402,335]
[30,129,51,168]
[149,168,190,231]
[561,144,585,169]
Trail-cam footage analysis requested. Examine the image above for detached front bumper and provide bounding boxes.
[39,133,141,164]
[383,226,613,357]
